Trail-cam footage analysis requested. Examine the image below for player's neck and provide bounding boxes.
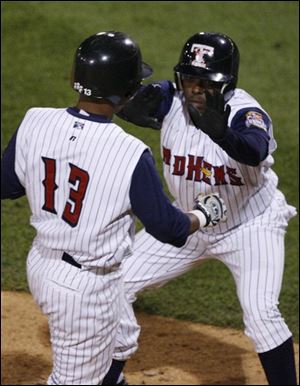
[76,97,114,120]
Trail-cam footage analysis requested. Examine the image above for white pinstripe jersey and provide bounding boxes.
[15,107,147,268]
[161,88,279,233]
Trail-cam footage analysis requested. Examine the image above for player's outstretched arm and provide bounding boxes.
[130,151,227,247]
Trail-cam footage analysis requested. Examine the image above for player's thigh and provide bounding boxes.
[47,272,122,384]
[218,225,292,352]
[215,225,286,312]
[123,228,207,296]
[27,247,122,384]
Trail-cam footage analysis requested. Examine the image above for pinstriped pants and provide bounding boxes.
[27,243,124,385]
[113,190,296,360]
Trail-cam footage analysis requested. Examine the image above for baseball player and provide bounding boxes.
[1,31,227,385]
[103,32,298,385]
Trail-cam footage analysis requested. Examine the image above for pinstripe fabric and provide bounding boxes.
[27,243,123,384]
[15,107,148,384]
[112,89,297,360]
[15,107,147,268]
[113,190,295,360]
[161,88,280,234]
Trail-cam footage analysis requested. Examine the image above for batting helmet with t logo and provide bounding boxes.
[174,32,239,94]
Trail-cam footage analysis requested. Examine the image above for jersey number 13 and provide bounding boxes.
[41,157,90,227]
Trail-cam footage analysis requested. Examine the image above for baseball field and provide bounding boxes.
[1,1,299,385]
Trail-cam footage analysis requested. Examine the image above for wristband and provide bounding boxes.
[188,209,209,228]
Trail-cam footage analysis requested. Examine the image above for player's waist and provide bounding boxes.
[61,252,121,274]
[33,240,121,275]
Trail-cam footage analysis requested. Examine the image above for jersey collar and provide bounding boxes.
[67,107,112,123]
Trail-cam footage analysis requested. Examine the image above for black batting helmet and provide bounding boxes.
[174,32,239,93]
[72,31,153,105]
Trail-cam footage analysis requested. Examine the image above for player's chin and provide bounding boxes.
[189,101,205,113]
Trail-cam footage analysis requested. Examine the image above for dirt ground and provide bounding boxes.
[1,291,299,385]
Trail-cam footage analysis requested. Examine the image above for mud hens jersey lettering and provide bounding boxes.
[161,88,279,233]
[163,147,244,186]
[144,81,272,166]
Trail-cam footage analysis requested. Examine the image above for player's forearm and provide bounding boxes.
[186,212,201,233]
[214,126,269,166]
[143,213,190,247]
[130,150,191,247]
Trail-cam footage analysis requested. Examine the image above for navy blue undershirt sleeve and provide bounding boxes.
[214,107,270,166]
[151,80,175,120]
[130,150,190,247]
[1,130,26,199]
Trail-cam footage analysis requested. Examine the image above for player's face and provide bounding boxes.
[181,75,222,113]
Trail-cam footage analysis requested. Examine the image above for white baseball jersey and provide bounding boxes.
[161,88,278,233]
[15,107,147,268]
[15,106,147,385]
[111,87,297,360]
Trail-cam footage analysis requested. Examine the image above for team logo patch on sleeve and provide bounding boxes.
[245,111,267,131]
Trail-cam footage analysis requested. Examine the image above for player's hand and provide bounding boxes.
[117,85,163,130]
[194,192,227,227]
[188,90,231,139]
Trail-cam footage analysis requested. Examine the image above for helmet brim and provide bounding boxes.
[174,65,232,83]
[141,62,153,79]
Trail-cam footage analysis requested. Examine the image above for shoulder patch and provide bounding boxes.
[245,111,267,131]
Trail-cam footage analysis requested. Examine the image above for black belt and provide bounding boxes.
[62,252,82,269]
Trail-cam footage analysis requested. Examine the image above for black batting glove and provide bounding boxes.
[118,85,164,130]
[188,90,231,139]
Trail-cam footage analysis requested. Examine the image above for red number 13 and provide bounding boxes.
[42,157,90,227]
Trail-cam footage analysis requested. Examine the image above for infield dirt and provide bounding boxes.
[1,291,299,385]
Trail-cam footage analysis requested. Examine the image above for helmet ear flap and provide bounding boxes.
[220,83,229,94]
[174,72,183,91]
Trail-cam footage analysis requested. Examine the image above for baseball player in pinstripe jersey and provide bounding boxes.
[1,32,227,385]
[103,32,298,385]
